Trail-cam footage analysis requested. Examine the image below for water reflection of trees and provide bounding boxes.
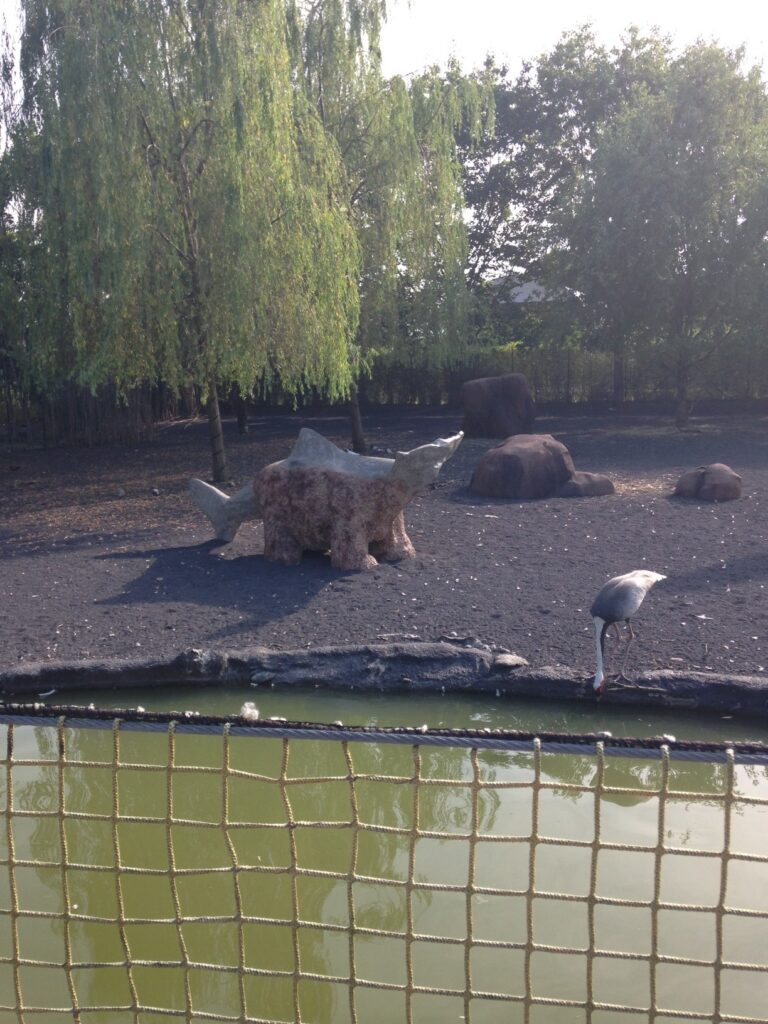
[13,723,768,1018]
[537,749,755,808]
[17,724,284,1019]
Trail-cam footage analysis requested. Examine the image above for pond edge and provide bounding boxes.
[1,642,767,717]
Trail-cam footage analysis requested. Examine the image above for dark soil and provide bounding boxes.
[2,408,767,683]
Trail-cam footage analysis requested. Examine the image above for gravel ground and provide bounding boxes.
[1,407,767,682]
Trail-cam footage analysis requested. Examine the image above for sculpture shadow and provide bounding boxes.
[94,541,347,635]
[2,528,166,560]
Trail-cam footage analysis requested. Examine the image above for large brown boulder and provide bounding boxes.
[461,373,536,438]
[469,434,575,499]
[674,463,742,502]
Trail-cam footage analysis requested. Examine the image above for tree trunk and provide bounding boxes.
[612,349,625,407]
[207,380,228,482]
[674,349,691,428]
[181,386,198,418]
[564,346,572,405]
[235,389,249,434]
[67,385,77,441]
[349,380,367,453]
[23,392,31,443]
[41,397,51,449]
[3,381,13,449]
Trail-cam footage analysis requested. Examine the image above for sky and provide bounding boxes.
[379,0,768,78]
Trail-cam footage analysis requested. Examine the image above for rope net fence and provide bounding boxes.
[0,705,767,1023]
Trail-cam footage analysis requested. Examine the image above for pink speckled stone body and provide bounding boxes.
[254,464,417,571]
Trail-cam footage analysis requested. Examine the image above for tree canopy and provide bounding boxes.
[3,0,492,463]
[547,42,768,419]
[12,0,362,476]
[287,0,491,445]
[3,12,768,445]
[459,28,768,415]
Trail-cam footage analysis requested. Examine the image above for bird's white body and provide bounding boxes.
[591,570,666,694]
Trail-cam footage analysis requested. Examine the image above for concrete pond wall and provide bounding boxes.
[1,641,767,720]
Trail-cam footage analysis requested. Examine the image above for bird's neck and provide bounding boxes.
[593,617,607,691]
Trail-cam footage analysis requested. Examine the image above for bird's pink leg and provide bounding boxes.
[606,621,638,682]
[617,629,636,681]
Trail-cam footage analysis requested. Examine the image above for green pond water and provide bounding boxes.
[2,686,768,1024]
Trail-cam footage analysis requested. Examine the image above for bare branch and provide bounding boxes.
[154,228,192,265]
[179,118,215,160]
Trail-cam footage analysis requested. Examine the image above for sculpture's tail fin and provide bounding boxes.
[188,479,258,542]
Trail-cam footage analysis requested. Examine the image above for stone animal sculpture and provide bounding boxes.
[590,570,667,696]
[461,372,536,438]
[190,428,463,571]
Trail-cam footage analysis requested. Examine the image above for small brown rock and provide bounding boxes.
[674,463,742,502]
[558,471,615,498]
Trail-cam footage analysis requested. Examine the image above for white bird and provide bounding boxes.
[240,702,260,722]
[590,570,666,696]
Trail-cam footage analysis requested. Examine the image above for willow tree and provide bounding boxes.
[287,0,490,449]
[15,0,360,478]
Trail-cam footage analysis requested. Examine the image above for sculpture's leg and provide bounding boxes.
[373,512,416,562]
[329,523,378,571]
[262,517,304,565]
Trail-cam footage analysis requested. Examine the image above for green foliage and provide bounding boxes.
[460,27,768,414]
[11,0,360,407]
[461,28,670,290]
[288,0,492,375]
[550,42,768,413]
[0,151,27,408]
[5,9,768,434]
